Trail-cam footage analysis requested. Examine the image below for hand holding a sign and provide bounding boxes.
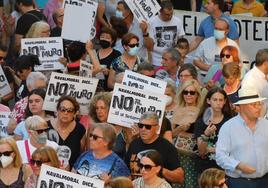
[140,20,148,35]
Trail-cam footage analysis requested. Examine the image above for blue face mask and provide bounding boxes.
[214,29,226,40]
[115,10,124,19]
[128,46,139,56]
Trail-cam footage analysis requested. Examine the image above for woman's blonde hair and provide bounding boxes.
[177,79,203,108]
[26,21,50,38]
[25,115,48,130]
[32,146,60,168]
[105,177,133,188]
[199,168,225,188]
[0,137,22,168]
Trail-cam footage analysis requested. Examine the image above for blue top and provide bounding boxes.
[216,115,268,178]
[198,14,239,40]
[73,151,130,179]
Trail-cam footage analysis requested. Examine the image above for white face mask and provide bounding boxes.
[165,95,173,106]
[0,155,13,168]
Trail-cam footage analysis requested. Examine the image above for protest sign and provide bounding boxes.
[174,10,268,65]
[122,70,167,94]
[21,37,64,71]
[125,0,161,22]
[62,1,98,42]
[37,164,104,188]
[43,72,98,115]
[0,66,11,97]
[79,60,93,77]
[0,112,10,138]
[108,83,166,128]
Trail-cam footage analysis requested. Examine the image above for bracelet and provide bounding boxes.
[201,134,209,142]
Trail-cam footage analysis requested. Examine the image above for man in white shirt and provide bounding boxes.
[146,1,185,67]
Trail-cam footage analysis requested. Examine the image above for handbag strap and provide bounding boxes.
[24,140,31,163]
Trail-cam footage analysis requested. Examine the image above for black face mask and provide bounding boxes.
[99,40,111,49]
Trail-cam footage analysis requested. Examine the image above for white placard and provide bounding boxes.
[21,37,64,71]
[79,60,93,77]
[43,72,98,115]
[0,112,10,138]
[174,10,268,66]
[62,2,97,43]
[125,0,161,22]
[37,164,104,188]
[122,70,167,94]
[108,83,166,128]
[0,66,12,97]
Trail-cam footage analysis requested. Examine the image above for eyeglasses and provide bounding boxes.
[35,128,49,135]
[137,123,157,130]
[138,162,155,171]
[89,133,104,140]
[59,107,75,113]
[220,54,231,59]
[182,90,196,95]
[30,159,49,167]
[128,43,139,48]
[0,56,6,61]
[0,151,13,157]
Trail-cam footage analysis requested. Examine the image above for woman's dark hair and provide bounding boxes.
[100,27,117,47]
[178,63,198,80]
[121,33,139,47]
[142,150,163,167]
[16,54,40,72]
[56,96,80,112]
[66,41,86,62]
[110,16,128,39]
[24,88,46,118]
[201,87,234,118]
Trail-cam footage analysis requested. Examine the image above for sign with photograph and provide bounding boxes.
[0,112,10,138]
[0,66,12,96]
[37,165,104,188]
[21,37,64,71]
[108,83,166,128]
[79,60,93,77]
[125,0,161,22]
[122,70,167,94]
[43,72,98,115]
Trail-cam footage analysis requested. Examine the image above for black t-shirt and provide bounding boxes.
[15,9,46,36]
[125,137,180,178]
[47,120,86,168]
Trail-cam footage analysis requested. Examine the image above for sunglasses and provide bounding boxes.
[0,56,6,61]
[137,123,157,130]
[59,107,75,113]
[35,128,49,135]
[182,90,196,95]
[128,43,139,48]
[89,133,104,140]
[0,151,13,157]
[30,159,49,167]
[138,162,155,171]
[220,54,231,59]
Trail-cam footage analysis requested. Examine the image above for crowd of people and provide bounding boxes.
[0,0,268,187]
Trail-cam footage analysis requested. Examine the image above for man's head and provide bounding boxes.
[214,18,229,41]
[161,48,180,72]
[235,87,267,120]
[159,0,174,22]
[16,0,34,13]
[137,62,155,78]
[0,45,8,66]
[138,112,159,144]
[26,72,47,92]
[52,8,64,28]
[255,49,268,74]
[205,0,224,14]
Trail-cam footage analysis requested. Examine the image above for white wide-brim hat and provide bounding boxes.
[234,87,267,105]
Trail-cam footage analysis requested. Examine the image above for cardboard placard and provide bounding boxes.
[0,112,10,138]
[0,66,12,97]
[37,165,104,188]
[108,83,166,128]
[21,37,65,71]
[62,1,97,42]
[43,72,98,115]
[125,0,161,22]
[122,70,167,94]
[79,60,93,78]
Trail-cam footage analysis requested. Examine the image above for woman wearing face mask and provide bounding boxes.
[16,115,58,164]
[108,33,141,89]
[25,146,60,188]
[14,88,54,140]
[96,27,121,91]
[0,137,32,187]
